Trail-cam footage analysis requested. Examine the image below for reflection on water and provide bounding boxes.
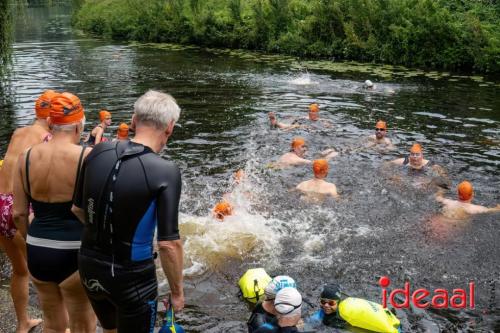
[0,4,499,333]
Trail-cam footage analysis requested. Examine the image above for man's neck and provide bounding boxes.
[133,127,165,153]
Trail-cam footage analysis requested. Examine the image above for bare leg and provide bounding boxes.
[0,233,42,333]
[31,277,68,333]
[60,271,97,333]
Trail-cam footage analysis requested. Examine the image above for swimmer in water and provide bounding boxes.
[274,287,302,333]
[390,143,449,187]
[85,109,111,145]
[366,120,394,150]
[247,275,297,333]
[306,284,347,329]
[114,122,129,141]
[213,201,233,221]
[296,159,339,199]
[435,181,500,219]
[269,112,300,130]
[364,80,375,90]
[276,137,338,168]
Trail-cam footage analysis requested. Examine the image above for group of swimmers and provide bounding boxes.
[213,101,500,221]
[0,90,184,333]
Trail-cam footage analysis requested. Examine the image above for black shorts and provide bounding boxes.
[78,249,158,333]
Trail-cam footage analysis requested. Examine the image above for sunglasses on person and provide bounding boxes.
[275,302,302,315]
[375,128,386,132]
[320,298,336,306]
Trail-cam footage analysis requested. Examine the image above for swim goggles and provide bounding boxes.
[275,302,302,315]
[320,298,336,306]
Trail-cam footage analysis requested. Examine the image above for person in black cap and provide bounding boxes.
[305,284,347,328]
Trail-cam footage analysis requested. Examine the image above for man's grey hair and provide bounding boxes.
[134,90,180,130]
[51,118,85,133]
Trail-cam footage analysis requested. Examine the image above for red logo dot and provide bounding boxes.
[379,276,391,288]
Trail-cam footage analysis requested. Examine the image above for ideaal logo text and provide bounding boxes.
[379,276,475,309]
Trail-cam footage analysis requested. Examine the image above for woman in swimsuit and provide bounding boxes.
[85,109,112,146]
[13,92,96,332]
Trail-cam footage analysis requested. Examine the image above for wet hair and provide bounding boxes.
[134,90,181,130]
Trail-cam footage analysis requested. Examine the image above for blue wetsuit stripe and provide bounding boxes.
[131,200,157,261]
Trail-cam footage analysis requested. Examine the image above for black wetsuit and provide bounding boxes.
[74,140,182,333]
[248,302,278,333]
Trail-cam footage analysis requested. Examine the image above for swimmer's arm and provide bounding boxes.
[435,188,446,203]
[94,127,103,144]
[71,149,91,224]
[385,139,395,150]
[432,164,448,178]
[12,153,30,238]
[330,185,340,199]
[320,148,339,159]
[391,158,405,165]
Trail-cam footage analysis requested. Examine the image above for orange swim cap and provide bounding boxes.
[309,103,319,113]
[35,90,59,119]
[313,159,329,177]
[291,137,306,150]
[410,143,422,154]
[99,110,111,122]
[49,92,84,125]
[376,120,387,130]
[457,181,473,201]
[234,169,245,182]
[117,123,129,139]
[213,201,233,221]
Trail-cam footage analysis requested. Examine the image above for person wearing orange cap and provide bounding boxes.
[435,181,500,218]
[13,92,97,332]
[115,122,129,141]
[296,159,339,199]
[213,201,234,221]
[276,137,337,168]
[367,120,394,149]
[391,143,432,170]
[85,108,112,146]
[0,90,59,333]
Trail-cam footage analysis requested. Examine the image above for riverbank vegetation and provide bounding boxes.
[0,0,13,72]
[74,0,498,73]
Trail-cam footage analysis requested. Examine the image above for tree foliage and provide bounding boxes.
[74,0,500,73]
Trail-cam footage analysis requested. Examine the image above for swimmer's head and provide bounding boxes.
[265,276,297,301]
[313,159,329,179]
[99,110,112,125]
[274,287,302,318]
[268,112,277,126]
[308,103,319,121]
[233,169,245,184]
[409,143,423,166]
[35,90,59,119]
[320,283,342,314]
[117,123,129,140]
[364,80,374,89]
[49,92,85,126]
[457,181,474,202]
[291,137,307,157]
[213,201,233,221]
[375,120,387,139]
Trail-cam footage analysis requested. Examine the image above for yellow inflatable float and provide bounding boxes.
[238,268,272,303]
[0,159,3,168]
[339,297,401,333]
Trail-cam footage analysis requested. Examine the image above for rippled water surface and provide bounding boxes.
[1,4,499,333]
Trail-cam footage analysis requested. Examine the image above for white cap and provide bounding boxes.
[265,276,297,300]
[274,287,302,317]
[364,80,374,87]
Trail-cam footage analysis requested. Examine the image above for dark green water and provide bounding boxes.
[0,4,499,333]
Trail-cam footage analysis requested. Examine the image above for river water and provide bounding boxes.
[0,4,499,333]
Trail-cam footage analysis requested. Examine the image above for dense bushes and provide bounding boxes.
[74,0,500,73]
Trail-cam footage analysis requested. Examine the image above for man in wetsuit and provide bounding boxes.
[72,90,184,333]
[306,284,347,329]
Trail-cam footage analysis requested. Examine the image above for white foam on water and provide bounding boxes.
[289,73,319,86]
